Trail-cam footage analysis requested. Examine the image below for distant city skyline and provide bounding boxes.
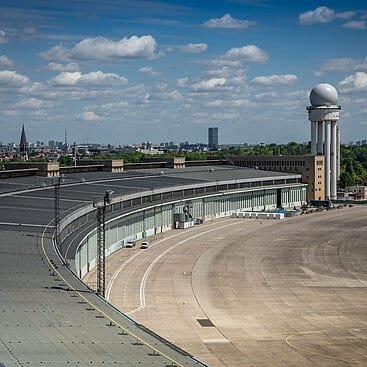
[0,1,366,144]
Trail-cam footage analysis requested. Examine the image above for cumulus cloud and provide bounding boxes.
[139,67,161,76]
[317,57,367,73]
[99,101,129,110]
[339,72,367,92]
[0,70,29,87]
[208,59,242,68]
[176,77,188,87]
[251,74,298,86]
[44,62,80,72]
[176,43,208,54]
[299,6,354,25]
[147,89,183,101]
[0,55,15,68]
[0,30,6,43]
[49,71,128,87]
[79,111,102,122]
[205,98,251,107]
[15,98,54,109]
[40,35,157,63]
[205,65,247,79]
[225,45,268,63]
[342,20,367,29]
[191,77,226,92]
[254,91,279,100]
[203,14,255,29]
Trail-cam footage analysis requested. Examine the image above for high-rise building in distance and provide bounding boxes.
[208,127,218,150]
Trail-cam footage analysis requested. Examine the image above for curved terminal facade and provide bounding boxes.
[55,168,307,284]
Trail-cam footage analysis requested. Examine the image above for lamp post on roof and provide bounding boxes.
[93,190,113,297]
[307,83,341,201]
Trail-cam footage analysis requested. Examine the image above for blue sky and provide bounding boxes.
[0,0,366,145]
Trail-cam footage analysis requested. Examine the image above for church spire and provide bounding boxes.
[19,124,28,161]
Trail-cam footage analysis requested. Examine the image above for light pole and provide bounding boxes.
[94,190,113,297]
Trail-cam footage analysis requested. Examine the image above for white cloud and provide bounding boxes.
[342,20,367,30]
[139,67,161,76]
[0,70,29,87]
[176,77,188,87]
[225,45,268,63]
[176,43,208,54]
[191,77,226,92]
[0,30,7,43]
[205,98,251,107]
[212,111,240,120]
[299,6,354,25]
[100,101,129,109]
[49,71,128,87]
[15,98,54,109]
[205,67,235,78]
[339,72,367,92]
[336,11,356,20]
[79,111,102,122]
[40,35,157,63]
[44,62,80,72]
[0,55,15,68]
[40,45,69,63]
[148,89,183,101]
[252,74,298,86]
[317,57,367,72]
[50,72,82,86]
[203,14,255,29]
[254,91,279,99]
[208,59,242,68]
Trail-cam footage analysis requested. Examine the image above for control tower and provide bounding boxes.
[307,83,341,200]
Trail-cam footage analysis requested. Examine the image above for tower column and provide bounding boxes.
[308,83,341,202]
[324,121,331,200]
[330,121,337,200]
[317,121,323,154]
[311,121,317,155]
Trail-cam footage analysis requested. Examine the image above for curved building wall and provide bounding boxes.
[75,184,306,279]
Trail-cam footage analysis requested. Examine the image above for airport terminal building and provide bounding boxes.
[0,164,306,365]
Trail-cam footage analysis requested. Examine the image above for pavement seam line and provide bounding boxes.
[127,220,242,315]
[285,329,365,365]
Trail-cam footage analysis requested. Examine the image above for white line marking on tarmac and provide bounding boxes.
[127,220,241,315]
[106,236,173,301]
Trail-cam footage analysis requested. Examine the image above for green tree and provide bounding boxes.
[59,155,73,166]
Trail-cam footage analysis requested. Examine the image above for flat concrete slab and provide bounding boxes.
[93,206,367,366]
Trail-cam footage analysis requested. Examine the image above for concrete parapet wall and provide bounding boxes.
[124,162,166,170]
[60,164,104,174]
[4,162,59,177]
[77,159,123,172]
[0,168,38,178]
[185,159,227,167]
[142,157,186,169]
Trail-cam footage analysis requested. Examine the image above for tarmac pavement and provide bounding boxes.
[87,206,367,366]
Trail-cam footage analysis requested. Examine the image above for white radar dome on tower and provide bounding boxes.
[309,83,338,106]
